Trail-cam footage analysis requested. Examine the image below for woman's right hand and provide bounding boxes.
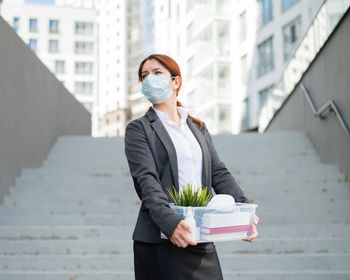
[170,220,197,248]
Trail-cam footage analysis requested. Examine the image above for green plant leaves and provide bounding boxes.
[167,183,213,207]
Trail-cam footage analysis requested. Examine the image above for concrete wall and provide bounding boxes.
[266,9,350,180]
[0,16,91,203]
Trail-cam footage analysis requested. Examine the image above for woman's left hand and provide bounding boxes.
[243,214,259,242]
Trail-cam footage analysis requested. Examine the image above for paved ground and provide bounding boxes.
[0,131,349,279]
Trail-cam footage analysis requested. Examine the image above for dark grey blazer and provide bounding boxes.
[124,106,249,243]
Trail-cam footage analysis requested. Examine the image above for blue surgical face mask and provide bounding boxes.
[141,74,174,104]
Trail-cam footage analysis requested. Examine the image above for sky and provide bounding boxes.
[25,0,55,4]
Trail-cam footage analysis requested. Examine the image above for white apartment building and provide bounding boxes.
[236,0,323,132]
[56,0,94,8]
[125,0,156,121]
[94,0,155,136]
[1,0,99,136]
[154,0,324,134]
[60,0,155,136]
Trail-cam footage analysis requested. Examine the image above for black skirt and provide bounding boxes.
[133,240,224,280]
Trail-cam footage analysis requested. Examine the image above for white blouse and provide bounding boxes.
[153,106,203,193]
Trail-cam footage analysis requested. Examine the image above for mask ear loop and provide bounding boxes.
[171,76,178,96]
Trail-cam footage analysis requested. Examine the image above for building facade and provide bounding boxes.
[153,0,324,134]
[236,0,323,132]
[2,0,99,136]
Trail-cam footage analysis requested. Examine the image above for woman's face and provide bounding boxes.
[141,59,180,93]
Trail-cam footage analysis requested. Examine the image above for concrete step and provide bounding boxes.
[0,204,140,215]
[218,253,350,271]
[0,213,138,226]
[12,168,346,188]
[6,181,349,202]
[0,207,348,226]
[0,237,349,255]
[2,192,350,210]
[0,271,349,280]
[220,273,350,280]
[0,253,349,273]
[1,130,348,279]
[0,273,134,280]
[0,224,349,241]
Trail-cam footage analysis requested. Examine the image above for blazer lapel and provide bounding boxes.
[146,107,180,190]
[145,106,211,191]
[186,118,211,189]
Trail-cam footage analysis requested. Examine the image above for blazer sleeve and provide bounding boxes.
[124,119,183,239]
[202,122,250,203]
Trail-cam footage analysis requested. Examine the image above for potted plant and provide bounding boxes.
[167,183,215,236]
[167,183,213,207]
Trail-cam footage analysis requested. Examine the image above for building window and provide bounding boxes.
[28,39,37,52]
[48,40,59,53]
[218,106,231,133]
[75,82,93,95]
[75,42,93,55]
[260,0,273,26]
[258,85,273,110]
[241,97,250,130]
[282,0,300,12]
[55,60,65,74]
[218,64,230,89]
[217,22,230,55]
[187,56,194,78]
[29,18,38,33]
[13,17,20,32]
[240,54,247,84]
[49,19,59,34]
[283,16,302,61]
[75,22,93,35]
[257,36,274,77]
[239,11,247,43]
[75,62,93,75]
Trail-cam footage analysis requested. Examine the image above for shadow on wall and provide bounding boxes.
[0,16,91,203]
[265,8,350,181]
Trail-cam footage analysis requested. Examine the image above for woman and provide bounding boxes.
[124,54,259,280]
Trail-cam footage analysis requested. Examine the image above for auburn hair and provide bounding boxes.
[138,54,204,130]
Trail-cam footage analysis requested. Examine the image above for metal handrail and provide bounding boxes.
[300,82,350,139]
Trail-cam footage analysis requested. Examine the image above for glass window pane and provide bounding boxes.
[241,97,250,130]
[75,62,93,75]
[257,36,274,77]
[28,39,37,52]
[75,42,93,55]
[75,22,93,35]
[13,17,20,32]
[48,40,59,53]
[49,19,59,33]
[283,16,302,61]
[29,18,38,33]
[55,60,65,74]
[261,0,273,25]
[75,82,93,95]
[282,0,300,12]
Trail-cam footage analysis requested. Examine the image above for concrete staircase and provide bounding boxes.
[0,131,349,279]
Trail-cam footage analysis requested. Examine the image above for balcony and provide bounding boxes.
[259,0,350,132]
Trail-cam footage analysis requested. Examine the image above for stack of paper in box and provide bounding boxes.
[200,212,252,241]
